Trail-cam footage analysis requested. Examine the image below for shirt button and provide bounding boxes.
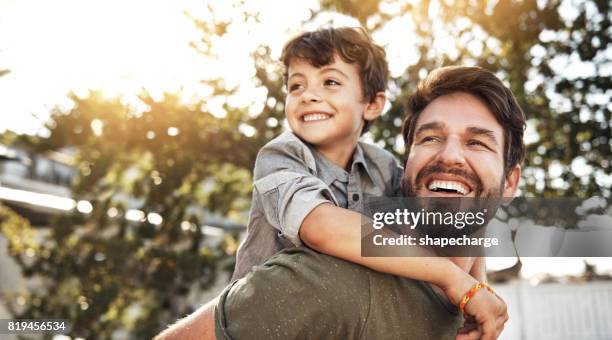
[352,193,360,202]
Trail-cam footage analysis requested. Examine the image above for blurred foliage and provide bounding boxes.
[340,0,611,200]
[0,203,38,256]
[0,0,610,338]
[4,92,257,338]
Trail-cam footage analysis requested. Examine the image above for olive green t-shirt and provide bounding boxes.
[215,247,463,340]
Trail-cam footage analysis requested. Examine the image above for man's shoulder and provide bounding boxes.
[217,247,372,340]
[260,247,372,286]
[238,247,372,308]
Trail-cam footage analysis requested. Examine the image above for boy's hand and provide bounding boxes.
[456,315,479,340]
[442,269,507,340]
[454,289,508,340]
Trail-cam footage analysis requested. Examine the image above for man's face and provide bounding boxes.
[403,92,520,200]
[284,55,372,149]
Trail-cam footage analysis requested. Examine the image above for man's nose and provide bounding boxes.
[435,136,466,167]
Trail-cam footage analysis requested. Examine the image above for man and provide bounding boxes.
[156,65,525,340]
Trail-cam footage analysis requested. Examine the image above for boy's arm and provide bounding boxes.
[469,257,487,282]
[251,134,338,246]
[299,203,476,303]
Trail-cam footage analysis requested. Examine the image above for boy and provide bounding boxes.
[233,26,504,333]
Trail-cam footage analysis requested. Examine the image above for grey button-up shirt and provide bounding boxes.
[232,131,403,280]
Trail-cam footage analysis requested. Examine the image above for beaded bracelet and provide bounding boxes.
[459,282,494,314]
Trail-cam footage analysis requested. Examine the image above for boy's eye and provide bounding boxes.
[288,83,303,92]
[324,79,341,86]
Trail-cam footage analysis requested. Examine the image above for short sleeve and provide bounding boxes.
[214,247,370,340]
[253,133,338,245]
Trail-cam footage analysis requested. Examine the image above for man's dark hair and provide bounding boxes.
[401,66,526,175]
[280,27,389,133]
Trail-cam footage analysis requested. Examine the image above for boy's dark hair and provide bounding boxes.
[280,27,389,132]
[401,66,526,175]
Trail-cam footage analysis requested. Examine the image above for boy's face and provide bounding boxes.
[403,92,520,199]
[285,55,374,149]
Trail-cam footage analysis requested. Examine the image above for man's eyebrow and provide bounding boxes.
[467,126,499,145]
[319,67,349,79]
[415,122,445,135]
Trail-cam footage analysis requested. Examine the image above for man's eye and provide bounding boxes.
[324,79,341,86]
[467,140,490,149]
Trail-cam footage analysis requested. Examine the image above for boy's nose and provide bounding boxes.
[301,89,322,103]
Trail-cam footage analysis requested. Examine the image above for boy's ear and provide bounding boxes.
[363,91,386,121]
[502,165,521,205]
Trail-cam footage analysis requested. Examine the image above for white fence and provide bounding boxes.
[496,282,612,340]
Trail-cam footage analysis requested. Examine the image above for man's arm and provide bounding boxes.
[154,297,217,340]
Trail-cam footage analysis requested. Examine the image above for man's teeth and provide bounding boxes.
[303,113,331,122]
[428,180,469,195]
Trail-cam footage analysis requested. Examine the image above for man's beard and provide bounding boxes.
[401,161,503,199]
[399,161,504,240]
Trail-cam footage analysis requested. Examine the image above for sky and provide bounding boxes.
[0,0,322,134]
[0,0,610,277]
[1,0,201,133]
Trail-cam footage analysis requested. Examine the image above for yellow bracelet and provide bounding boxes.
[459,282,494,314]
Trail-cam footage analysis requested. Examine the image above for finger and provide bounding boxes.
[464,314,477,324]
[481,319,496,340]
[456,328,482,340]
[495,317,507,338]
[457,322,478,334]
[497,315,508,328]
[495,323,505,339]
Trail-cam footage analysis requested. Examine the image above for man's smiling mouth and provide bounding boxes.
[302,113,332,122]
[427,180,470,195]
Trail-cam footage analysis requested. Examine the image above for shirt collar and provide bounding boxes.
[352,142,375,182]
[309,143,374,187]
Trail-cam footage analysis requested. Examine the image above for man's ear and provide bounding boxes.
[363,92,386,121]
[502,165,521,205]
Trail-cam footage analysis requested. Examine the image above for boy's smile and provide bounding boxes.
[284,54,384,168]
[301,112,332,122]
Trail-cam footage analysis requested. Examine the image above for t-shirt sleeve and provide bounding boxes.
[214,248,370,340]
[253,136,337,246]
